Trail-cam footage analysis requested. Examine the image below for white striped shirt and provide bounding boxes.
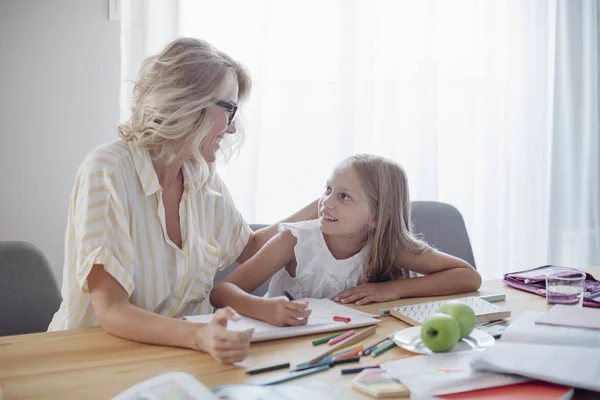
[49,140,251,330]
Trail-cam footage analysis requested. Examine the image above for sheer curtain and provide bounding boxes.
[120,0,599,280]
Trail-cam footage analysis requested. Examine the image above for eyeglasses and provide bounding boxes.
[215,100,238,126]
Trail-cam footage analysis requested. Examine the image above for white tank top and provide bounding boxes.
[266,219,366,299]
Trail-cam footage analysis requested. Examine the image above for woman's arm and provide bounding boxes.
[87,265,253,364]
[336,249,482,305]
[210,230,312,326]
[237,199,318,264]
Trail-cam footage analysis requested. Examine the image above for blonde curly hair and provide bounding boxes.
[119,37,251,172]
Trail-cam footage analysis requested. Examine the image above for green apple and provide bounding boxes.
[438,301,476,339]
[420,313,461,352]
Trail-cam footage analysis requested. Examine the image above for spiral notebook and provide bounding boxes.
[389,297,511,326]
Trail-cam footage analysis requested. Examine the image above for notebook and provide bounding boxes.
[185,298,380,342]
[389,297,510,326]
[435,381,574,400]
[470,312,600,392]
[535,304,600,330]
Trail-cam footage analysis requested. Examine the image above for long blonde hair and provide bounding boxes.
[119,37,251,177]
[333,154,429,282]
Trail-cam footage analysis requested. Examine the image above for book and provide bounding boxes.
[434,381,574,400]
[111,371,344,400]
[185,298,380,342]
[535,304,600,330]
[470,311,600,392]
[351,368,409,398]
[389,297,510,326]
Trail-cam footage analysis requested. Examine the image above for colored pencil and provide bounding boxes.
[312,332,343,346]
[255,365,331,386]
[307,325,377,365]
[328,329,355,345]
[371,340,396,357]
[245,362,290,375]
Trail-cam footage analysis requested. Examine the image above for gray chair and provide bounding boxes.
[411,201,476,269]
[0,241,61,336]
[214,224,270,297]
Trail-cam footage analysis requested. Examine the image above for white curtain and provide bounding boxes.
[120,0,599,280]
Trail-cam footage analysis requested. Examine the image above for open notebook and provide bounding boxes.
[185,298,380,342]
[471,311,600,392]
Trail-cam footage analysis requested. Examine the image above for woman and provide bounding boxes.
[48,38,317,364]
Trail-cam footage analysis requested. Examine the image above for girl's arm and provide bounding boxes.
[87,265,253,364]
[336,249,482,305]
[210,230,312,327]
[237,199,318,264]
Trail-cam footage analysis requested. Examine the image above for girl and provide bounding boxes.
[210,155,481,327]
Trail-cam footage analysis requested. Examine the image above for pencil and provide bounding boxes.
[245,362,290,375]
[255,364,331,386]
[283,290,296,301]
[328,329,355,345]
[341,365,380,375]
[331,348,361,361]
[371,340,396,357]
[308,325,377,365]
[360,337,389,356]
[330,343,363,357]
[312,332,343,346]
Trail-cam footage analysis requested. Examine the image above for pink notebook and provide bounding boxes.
[536,304,600,330]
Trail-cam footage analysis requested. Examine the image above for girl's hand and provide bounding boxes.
[196,307,254,364]
[334,282,399,305]
[261,298,311,327]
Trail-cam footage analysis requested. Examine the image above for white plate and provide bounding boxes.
[393,326,495,355]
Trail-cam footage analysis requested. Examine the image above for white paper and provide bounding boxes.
[471,342,600,392]
[380,353,527,397]
[112,372,217,400]
[185,298,379,342]
[501,311,600,347]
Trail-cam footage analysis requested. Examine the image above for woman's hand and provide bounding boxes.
[195,307,254,364]
[334,282,399,305]
[260,298,312,327]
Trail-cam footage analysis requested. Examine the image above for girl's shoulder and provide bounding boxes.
[278,219,323,245]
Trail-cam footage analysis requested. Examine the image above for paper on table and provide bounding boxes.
[185,298,379,342]
[471,342,600,392]
[380,352,528,397]
[535,304,600,330]
[112,372,217,400]
[501,311,600,347]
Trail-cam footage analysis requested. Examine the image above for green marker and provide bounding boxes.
[371,340,396,357]
[311,332,343,346]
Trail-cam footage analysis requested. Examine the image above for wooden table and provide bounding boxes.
[1,267,598,399]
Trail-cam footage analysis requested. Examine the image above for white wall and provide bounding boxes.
[0,0,120,283]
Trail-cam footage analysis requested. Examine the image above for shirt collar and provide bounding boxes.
[129,142,161,196]
[129,142,221,197]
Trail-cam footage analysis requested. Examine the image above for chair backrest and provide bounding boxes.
[214,224,270,297]
[411,201,476,268]
[0,241,61,336]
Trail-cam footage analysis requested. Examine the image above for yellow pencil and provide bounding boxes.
[330,343,363,357]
